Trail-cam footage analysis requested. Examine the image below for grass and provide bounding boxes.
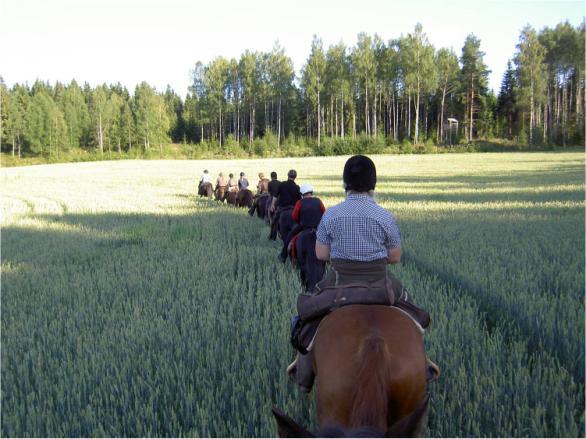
[1,152,584,436]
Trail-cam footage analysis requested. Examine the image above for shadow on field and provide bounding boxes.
[1,202,275,267]
[314,165,584,206]
[1,202,305,437]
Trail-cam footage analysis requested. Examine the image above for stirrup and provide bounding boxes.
[426,357,440,382]
[286,359,297,375]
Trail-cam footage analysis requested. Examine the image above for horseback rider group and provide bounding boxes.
[199,157,438,397]
[199,170,253,203]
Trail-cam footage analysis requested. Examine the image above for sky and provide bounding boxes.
[1,0,584,99]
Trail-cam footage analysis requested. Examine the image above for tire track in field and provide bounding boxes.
[2,195,68,218]
[402,250,584,384]
[1,196,36,217]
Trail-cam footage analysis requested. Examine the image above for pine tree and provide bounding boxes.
[460,34,490,142]
[497,60,518,139]
[514,25,547,145]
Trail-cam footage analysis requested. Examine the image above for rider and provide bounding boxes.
[227,173,239,192]
[270,170,301,240]
[216,172,227,190]
[267,171,280,197]
[278,183,325,263]
[238,172,250,191]
[288,155,437,393]
[199,169,213,192]
[256,172,270,194]
[216,172,228,192]
[248,172,271,216]
[264,171,281,226]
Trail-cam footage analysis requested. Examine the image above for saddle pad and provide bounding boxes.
[303,305,423,354]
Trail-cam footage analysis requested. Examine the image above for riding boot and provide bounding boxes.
[287,352,314,393]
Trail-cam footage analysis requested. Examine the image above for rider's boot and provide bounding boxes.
[287,352,314,393]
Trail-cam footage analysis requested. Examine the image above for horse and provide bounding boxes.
[291,229,325,292]
[264,196,275,225]
[255,193,271,220]
[273,305,430,437]
[249,193,270,218]
[198,182,213,199]
[237,188,254,208]
[215,186,226,202]
[224,190,238,206]
[278,206,295,242]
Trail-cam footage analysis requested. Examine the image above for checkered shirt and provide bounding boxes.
[316,193,401,262]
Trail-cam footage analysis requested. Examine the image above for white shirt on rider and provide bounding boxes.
[200,173,213,185]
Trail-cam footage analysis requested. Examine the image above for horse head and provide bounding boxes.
[273,406,412,437]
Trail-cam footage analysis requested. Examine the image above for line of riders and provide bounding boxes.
[197,158,439,415]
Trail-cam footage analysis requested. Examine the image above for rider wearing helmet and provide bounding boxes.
[238,172,250,191]
[269,170,301,240]
[227,173,239,192]
[199,169,212,185]
[248,172,271,216]
[267,171,280,197]
[289,155,436,393]
[278,183,325,263]
[198,169,213,196]
[315,155,402,276]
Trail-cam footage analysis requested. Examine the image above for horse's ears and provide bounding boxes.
[272,406,315,438]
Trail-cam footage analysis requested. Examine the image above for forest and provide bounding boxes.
[1,21,584,160]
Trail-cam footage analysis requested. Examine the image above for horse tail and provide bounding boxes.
[350,334,392,430]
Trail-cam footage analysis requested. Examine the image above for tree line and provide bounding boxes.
[1,21,583,160]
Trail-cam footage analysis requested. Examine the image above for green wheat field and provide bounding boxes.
[1,152,584,437]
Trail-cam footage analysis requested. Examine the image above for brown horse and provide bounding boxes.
[273,305,430,437]
[236,188,254,208]
[198,182,213,198]
[215,186,226,202]
[224,190,238,206]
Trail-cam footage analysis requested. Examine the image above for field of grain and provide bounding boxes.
[1,152,584,437]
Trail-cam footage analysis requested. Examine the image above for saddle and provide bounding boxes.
[291,261,430,354]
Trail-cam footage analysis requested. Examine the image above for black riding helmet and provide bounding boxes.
[343,155,376,192]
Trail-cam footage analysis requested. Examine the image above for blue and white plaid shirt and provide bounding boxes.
[316,193,401,262]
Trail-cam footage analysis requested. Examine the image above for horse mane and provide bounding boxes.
[349,334,392,431]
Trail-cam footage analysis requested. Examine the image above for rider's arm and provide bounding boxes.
[382,212,401,264]
[292,200,301,223]
[315,241,330,261]
[315,217,331,261]
[387,246,402,264]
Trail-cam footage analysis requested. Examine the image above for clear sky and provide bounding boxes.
[1,0,584,98]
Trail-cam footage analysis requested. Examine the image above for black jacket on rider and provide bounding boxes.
[275,180,301,208]
[268,179,281,197]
